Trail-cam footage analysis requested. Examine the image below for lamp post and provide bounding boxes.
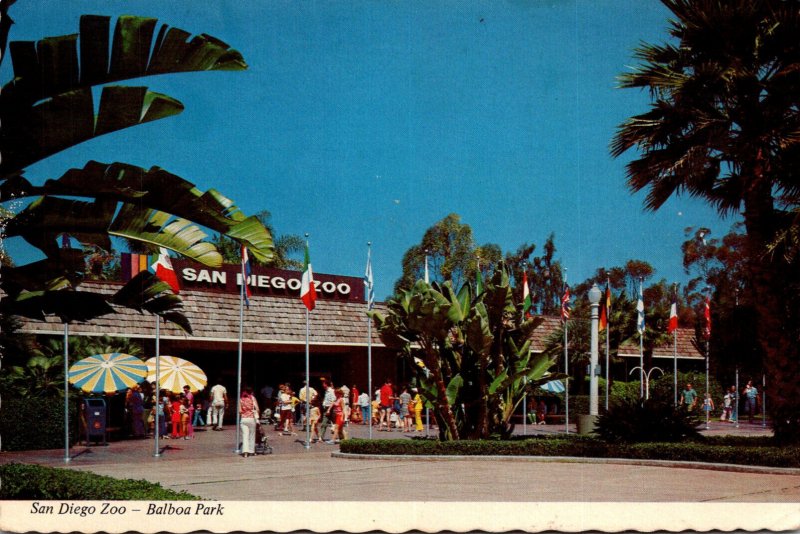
[588,283,602,416]
[630,366,664,400]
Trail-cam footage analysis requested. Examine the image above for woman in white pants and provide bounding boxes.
[239,386,260,458]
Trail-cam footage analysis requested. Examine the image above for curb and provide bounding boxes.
[331,452,800,476]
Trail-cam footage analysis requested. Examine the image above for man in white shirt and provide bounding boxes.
[209,380,228,430]
[298,381,317,428]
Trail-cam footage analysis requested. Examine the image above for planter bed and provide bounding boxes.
[339,435,800,469]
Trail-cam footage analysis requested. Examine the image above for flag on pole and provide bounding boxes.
[241,245,252,308]
[475,259,484,296]
[522,271,532,318]
[424,254,429,284]
[150,247,180,294]
[301,243,316,311]
[636,282,645,335]
[561,285,570,322]
[599,282,611,332]
[364,247,374,310]
[667,288,678,334]
[703,296,711,339]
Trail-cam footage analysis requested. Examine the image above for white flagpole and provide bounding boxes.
[305,306,311,448]
[734,367,740,427]
[762,373,766,428]
[604,276,610,412]
[673,285,678,407]
[63,323,70,463]
[366,242,374,440]
[234,256,245,454]
[153,317,161,457]
[704,293,710,430]
[424,251,430,435]
[563,271,569,434]
[638,279,644,399]
[304,234,312,449]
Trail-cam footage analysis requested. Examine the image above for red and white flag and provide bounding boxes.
[667,290,678,334]
[561,286,570,322]
[150,247,180,294]
[522,271,532,318]
[703,296,711,339]
[301,242,316,311]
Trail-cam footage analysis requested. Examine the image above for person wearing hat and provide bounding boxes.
[412,387,424,432]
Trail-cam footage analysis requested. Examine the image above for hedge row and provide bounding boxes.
[0,399,78,451]
[0,464,199,500]
[339,436,800,468]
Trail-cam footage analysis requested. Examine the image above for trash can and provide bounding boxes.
[84,398,107,445]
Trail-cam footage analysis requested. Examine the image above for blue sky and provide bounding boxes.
[3,1,733,300]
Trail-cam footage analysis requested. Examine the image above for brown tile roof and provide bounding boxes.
[528,316,704,360]
[13,281,386,348]
[617,328,704,360]
[528,315,563,353]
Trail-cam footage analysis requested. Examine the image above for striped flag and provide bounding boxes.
[599,282,611,332]
[241,245,252,308]
[636,282,645,335]
[561,285,570,322]
[667,288,678,334]
[364,246,374,310]
[301,242,316,311]
[703,296,711,339]
[150,248,180,294]
[121,252,152,281]
[522,271,532,318]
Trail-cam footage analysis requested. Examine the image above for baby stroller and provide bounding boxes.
[254,421,273,455]
[260,407,278,426]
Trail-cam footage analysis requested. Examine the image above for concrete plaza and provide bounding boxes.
[2,419,798,503]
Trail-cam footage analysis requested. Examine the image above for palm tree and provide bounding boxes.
[212,210,305,269]
[611,0,800,441]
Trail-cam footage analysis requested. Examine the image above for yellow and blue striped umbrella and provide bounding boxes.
[146,355,207,393]
[68,353,148,394]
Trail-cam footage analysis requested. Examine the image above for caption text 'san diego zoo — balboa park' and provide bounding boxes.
[1,0,799,532]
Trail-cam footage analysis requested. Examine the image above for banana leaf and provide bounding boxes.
[0,248,87,295]
[1,161,274,262]
[108,204,222,267]
[111,271,192,333]
[3,14,246,105]
[0,86,183,178]
[445,374,463,406]
[2,289,115,323]
[3,196,116,256]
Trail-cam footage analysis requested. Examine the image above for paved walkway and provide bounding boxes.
[2,420,797,503]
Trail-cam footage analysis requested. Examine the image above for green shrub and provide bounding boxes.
[0,464,199,500]
[594,398,701,442]
[567,395,589,421]
[0,398,79,451]
[340,436,800,468]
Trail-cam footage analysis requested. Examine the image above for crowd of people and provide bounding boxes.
[251,377,427,446]
[111,375,767,455]
[680,380,763,423]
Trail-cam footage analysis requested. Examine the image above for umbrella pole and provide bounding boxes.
[154,317,161,457]
[63,323,70,463]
